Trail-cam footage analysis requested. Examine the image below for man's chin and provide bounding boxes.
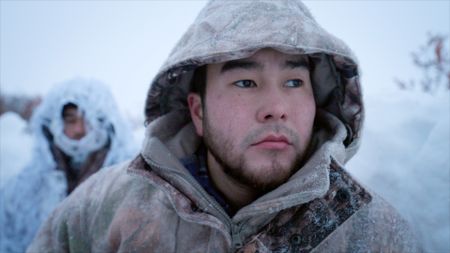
[234,164,295,191]
[243,174,290,192]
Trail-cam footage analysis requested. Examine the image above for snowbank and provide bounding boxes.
[347,90,450,252]
[0,113,33,189]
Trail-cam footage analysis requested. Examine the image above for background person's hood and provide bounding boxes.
[144,0,363,163]
[30,77,136,172]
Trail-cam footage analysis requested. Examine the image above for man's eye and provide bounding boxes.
[285,79,303,88]
[63,117,77,124]
[233,80,257,88]
[64,119,76,125]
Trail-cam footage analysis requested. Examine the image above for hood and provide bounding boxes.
[29,77,137,172]
[144,0,363,163]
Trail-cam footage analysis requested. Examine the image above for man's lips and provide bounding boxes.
[251,135,291,149]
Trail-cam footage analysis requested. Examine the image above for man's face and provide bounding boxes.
[189,49,316,191]
[62,104,87,140]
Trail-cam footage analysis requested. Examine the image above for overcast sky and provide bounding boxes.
[1,0,449,117]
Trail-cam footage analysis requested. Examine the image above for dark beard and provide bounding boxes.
[202,114,304,193]
[205,141,303,192]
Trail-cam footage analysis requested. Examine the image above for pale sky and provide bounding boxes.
[1,0,449,117]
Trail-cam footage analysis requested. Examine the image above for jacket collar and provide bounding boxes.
[139,108,347,221]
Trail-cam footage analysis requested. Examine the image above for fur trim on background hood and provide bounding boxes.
[30,78,136,171]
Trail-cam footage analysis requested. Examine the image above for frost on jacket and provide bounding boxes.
[0,78,137,253]
[28,1,419,253]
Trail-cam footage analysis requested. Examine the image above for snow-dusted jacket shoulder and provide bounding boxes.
[29,0,418,252]
[1,79,137,253]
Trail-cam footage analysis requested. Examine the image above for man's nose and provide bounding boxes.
[73,121,86,139]
[255,87,288,123]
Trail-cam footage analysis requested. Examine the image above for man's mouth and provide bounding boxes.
[251,135,291,150]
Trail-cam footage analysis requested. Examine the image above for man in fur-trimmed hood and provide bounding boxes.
[1,78,137,253]
[28,1,419,252]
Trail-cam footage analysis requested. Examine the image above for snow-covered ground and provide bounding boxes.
[0,113,33,189]
[1,88,448,251]
[347,90,450,252]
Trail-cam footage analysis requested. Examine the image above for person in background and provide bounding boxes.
[0,78,137,253]
[28,1,419,252]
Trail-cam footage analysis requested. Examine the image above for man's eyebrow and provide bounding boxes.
[283,58,310,70]
[220,59,263,73]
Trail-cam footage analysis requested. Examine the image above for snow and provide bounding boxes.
[0,113,33,189]
[347,90,450,252]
